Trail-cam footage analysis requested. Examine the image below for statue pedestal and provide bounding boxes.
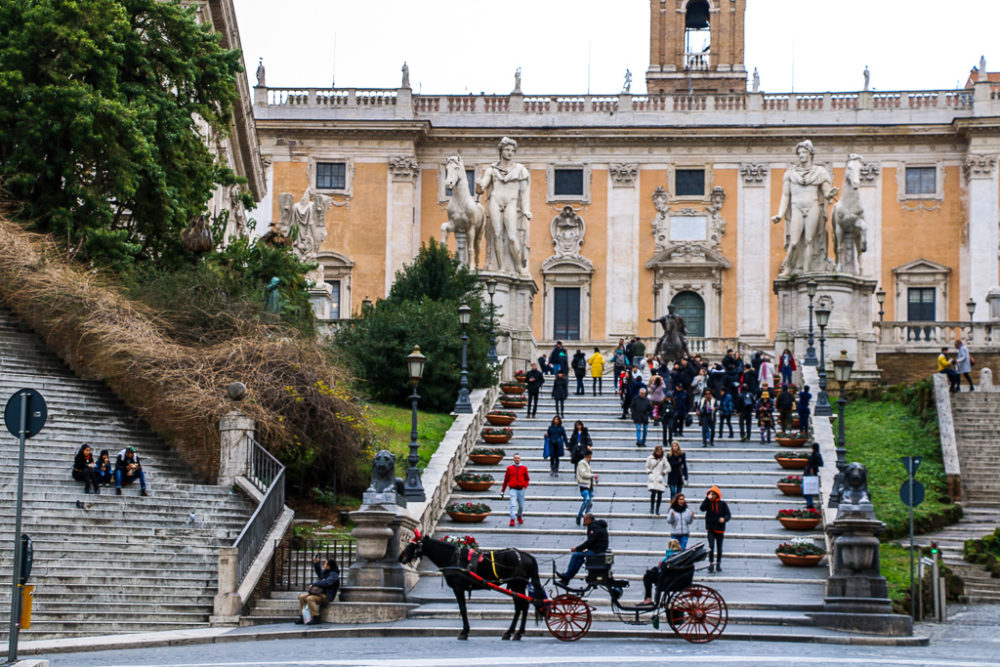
[773,273,880,382]
[480,271,538,376]
[807,504,913,636]
[308,282,335,320]
[339,504,417,611]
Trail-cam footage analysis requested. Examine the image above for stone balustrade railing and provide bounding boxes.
[874,321,998,351]
[254,84,990,126]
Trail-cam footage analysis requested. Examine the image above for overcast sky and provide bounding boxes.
[233,1,998,95]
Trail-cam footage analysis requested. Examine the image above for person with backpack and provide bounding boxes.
[569,420,593,466]
[700,486,732,572]
[717,387,734,439]
[757,387,774,444]
[612,341,627,391]
[738,383,755,441]
[571,350,588,395]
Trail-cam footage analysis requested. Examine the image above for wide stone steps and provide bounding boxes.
[0,304,256,640]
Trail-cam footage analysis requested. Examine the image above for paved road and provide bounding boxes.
[38,604,1000,667]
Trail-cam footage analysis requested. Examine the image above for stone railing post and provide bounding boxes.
[218,410,255,487]
[211,546,241,622]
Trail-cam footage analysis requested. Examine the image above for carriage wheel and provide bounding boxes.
[545,594,592,642]
[666,585,728,644]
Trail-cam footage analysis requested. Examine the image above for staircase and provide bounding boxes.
[915,390,1000,603]
[0,305,255,640]
[404,385,829,633]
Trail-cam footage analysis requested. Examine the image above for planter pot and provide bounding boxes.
[776,553,825,567]
[501,385,525,395]
[456,480,494,492]
[775,457,809,470]
[777,483,803,496]
[776,437,809,448]
[486,414,516,426]
[499,397,527,409]
[792,418,800,429]
[482,433,512,445]
[448,512,489,524]
[469,454,504,465]
[778,516,822,531]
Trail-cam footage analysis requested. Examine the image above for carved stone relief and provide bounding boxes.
[550,205,586,259]
[388,155,419,181]
[650,185,726,251]
[740,163,767,186]
[859,162,880,183]
[609,162,638,187]
[964,154,997,180]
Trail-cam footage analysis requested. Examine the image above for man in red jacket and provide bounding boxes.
[501,453,530,527]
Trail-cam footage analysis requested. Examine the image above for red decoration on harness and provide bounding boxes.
[412,528,422,542]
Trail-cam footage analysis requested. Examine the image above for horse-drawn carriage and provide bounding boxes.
[400,532,727,643]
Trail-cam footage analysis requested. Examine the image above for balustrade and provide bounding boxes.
[874,321,997,349]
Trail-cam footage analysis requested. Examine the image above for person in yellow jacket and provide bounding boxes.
[588,347,605,396]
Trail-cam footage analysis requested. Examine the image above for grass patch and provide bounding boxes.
[843,392,961,540]
[366,402,455,479]
[880,542,915,608]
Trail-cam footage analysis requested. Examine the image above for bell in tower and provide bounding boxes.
[646,0,748,96]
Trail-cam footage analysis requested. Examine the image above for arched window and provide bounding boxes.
[671,291,705,338]
[684,0,711,71]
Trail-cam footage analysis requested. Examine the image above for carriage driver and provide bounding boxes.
[556,513,609,584]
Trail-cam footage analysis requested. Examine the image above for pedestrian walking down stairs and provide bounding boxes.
[404,380,828,631]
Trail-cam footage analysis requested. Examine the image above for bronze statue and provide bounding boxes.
[648,304,689,364]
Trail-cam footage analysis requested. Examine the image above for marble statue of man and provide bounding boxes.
[476,137,532,275]
[279,188,331,283]
[256,58,266,87]
[863,65,870,91]
[401,61,410,89]
[772,140,837,275]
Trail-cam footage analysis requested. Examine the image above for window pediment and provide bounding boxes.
[645,243,730,270]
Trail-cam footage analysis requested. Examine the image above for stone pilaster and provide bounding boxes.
[963,153,999,320]
[737,163,771,346]
[605,165,640,338]
[385,156,419,294]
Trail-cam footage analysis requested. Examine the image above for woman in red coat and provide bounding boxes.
[778,348,797,386]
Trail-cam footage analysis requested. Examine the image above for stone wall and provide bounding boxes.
[877,353,1000,386]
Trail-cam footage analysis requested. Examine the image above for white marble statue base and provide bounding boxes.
[479,271,538,375]
[308,283,334,319]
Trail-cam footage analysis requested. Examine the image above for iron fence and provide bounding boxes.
[270,538,356,591]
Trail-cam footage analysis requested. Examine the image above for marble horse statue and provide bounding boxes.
[440,155,484,268]
[831,154,868,274]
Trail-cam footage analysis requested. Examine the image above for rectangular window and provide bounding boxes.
[316,162,346,190]
[553,169,584,197]
[445,169,476,197]
[675,169,705,197]
[325,280,341,320]
[907,287,935,321]
[905,167,936,195]
[553,287,581,340]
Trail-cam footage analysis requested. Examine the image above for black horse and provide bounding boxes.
[399,531,547,640]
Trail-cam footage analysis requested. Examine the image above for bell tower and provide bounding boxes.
[646,0,747,95]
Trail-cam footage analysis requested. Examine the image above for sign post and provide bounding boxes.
[899,456,924,620]
[4,389,47,663]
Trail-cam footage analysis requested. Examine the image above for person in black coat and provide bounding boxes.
[672,386,688,436]
[545,415,568,476]
[737,383,755,442]
[803,443,824,509]
[557,514,609,583]
[571,350,587,395]
[569,420,593,466]
[630,387,653,447]
[797,385,812,434]
[549,342,568,376]
[666,440,688,500]
[72,444,101,494]
[551,372,569,418]
[296,555,340,624]
[700,486,732,572]
[524,362,545,418]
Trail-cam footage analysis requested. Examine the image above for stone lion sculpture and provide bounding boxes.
[840,462,871,506]
[367,449,404,495]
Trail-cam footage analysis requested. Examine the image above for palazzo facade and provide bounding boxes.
[251,0,1000,358]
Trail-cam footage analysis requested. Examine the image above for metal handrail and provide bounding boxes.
[233,435,286,585]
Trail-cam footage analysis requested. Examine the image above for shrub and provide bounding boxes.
[482,427,514,436]
[455,473,494,483]
[471,448,505,456]
[774,451,809,460]
[446,501,492,515]
[964,528,1000,578]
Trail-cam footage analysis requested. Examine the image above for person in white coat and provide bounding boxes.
[666,492,695,550]
[955,339,974,392]
[645,444,669,515]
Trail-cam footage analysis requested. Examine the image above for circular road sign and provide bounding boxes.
[4,389,48,439]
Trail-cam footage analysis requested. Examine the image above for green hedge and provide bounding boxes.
[964,528,1000,578]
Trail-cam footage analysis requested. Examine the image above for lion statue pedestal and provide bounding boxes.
[337,450,418,621]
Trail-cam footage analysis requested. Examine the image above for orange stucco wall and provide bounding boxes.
[716,168,739,338]
[587,170,609,341]
[639,169,666,340]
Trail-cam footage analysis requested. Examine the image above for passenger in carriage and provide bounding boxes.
[641,538,682,605]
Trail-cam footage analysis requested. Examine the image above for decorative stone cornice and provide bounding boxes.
[608,162,638,187]
[859,162,880,183]
[388,155,419,181]
[740,163,767,186]
[963,154,997,179]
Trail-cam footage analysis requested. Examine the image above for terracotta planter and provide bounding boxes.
[499,397,527,409]
[777,482,803,496]
[469,454,504,465]
[775,457,809,470]
[776,437,809,448]
[482,433,512,445]
[778,516,822,531]
[486,413,516,426]
[501,384,525,395]
[776,553,825,567]
[456,480,494,492]
[448,512,489,523]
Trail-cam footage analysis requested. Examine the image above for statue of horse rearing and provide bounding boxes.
[399,531,548,640]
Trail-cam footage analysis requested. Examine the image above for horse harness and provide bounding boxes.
[445,546,526,586]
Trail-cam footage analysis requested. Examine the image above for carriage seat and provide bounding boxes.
[584,551,613,570]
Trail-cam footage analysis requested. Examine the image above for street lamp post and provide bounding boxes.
[828,350,855,508]
[486,278,499,364]
[403,345,427,502]
[804,280,819,366]
[454,304,473,414]
[814,304,833,417]
[875,287,886,323]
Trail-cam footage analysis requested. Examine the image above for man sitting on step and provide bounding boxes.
[114,446,148,496]
[296,555,340,624]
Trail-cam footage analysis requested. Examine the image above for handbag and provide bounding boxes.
[543,434,551,459]
[802,475,820,496]
[685,413,693,427]
[308,585,324,596]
